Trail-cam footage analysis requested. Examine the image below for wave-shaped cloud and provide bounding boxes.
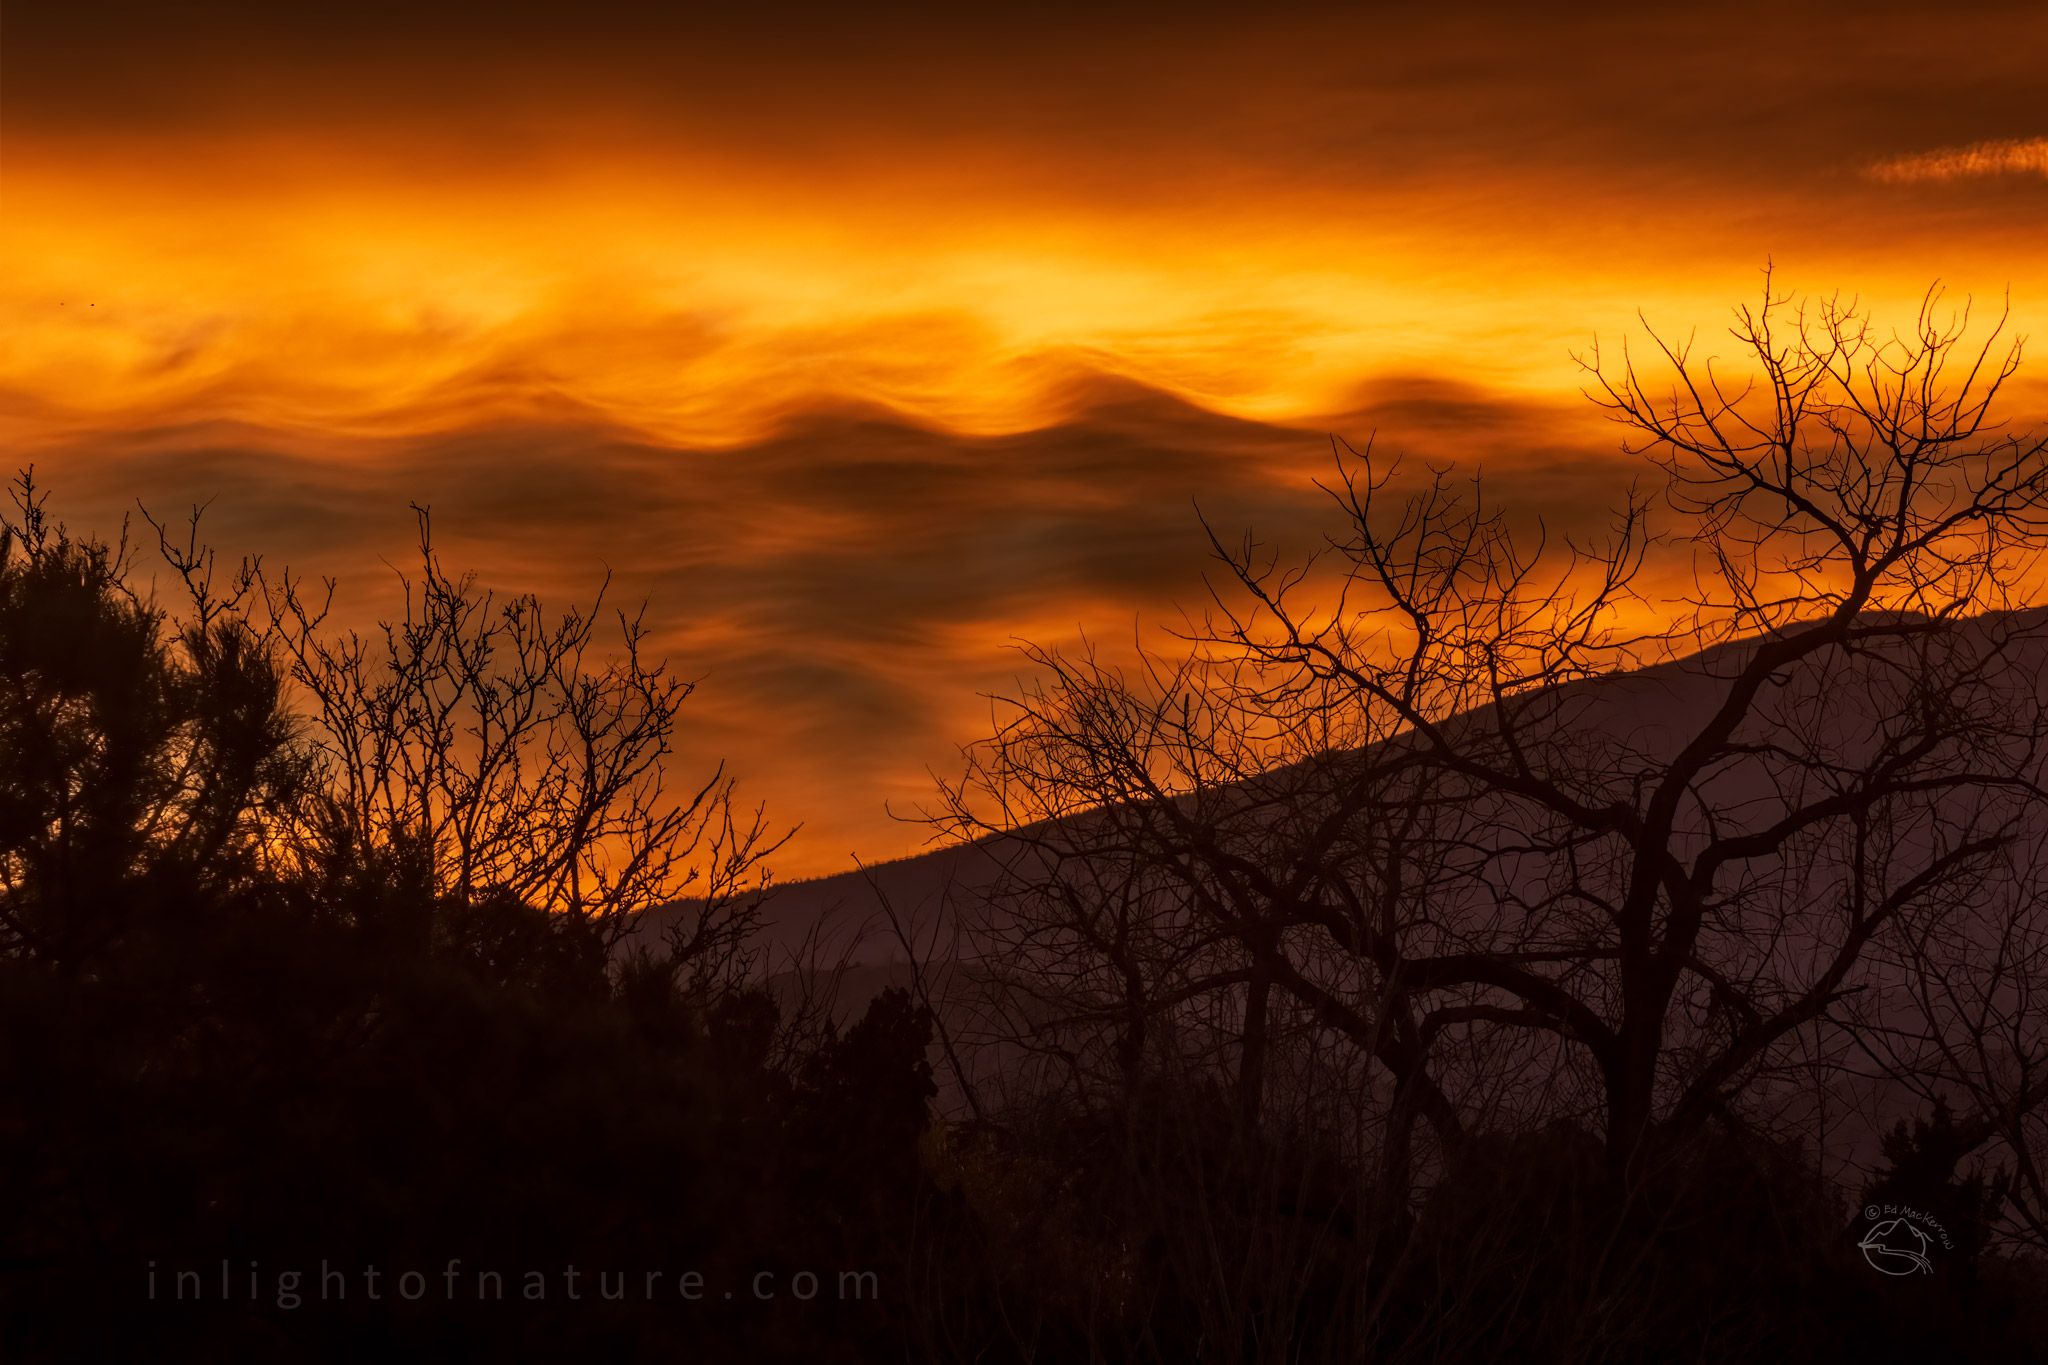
[5,374,1618,875]
[1868,137,2048,185]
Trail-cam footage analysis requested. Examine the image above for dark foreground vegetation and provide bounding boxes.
[6,282,2048,1362]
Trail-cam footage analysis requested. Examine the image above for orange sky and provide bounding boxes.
[5,2,2045,875]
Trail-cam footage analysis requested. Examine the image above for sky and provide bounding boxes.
[5,1,2046,876]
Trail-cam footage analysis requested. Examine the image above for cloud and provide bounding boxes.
[7,373,1630,874]
[9,0,2046,873]
[1868,137,2048,185]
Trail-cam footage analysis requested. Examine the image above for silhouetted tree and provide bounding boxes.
[931,277,2048,1358]
[0,471,303,974]
[238,505,786,984]
[1863,1099,2010,1268]
[0,481,936,1365]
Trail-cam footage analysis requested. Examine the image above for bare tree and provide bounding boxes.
[243,507,787,979]
[938,275,2048,1264]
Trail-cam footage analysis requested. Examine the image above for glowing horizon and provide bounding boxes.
[6,2,2045,875]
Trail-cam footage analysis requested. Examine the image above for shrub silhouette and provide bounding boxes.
[0,478,931,1363]
[1862,1099,2011,1270]
[0,481,301,975]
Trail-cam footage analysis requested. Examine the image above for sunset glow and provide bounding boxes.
[7,2,2045,873]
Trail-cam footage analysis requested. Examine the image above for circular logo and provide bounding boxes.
[1858,1216,1935,1275]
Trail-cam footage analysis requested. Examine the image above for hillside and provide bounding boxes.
[631,605,2048,981]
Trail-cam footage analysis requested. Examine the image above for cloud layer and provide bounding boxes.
[5,0,2045,872]
[13,376,1638,872]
